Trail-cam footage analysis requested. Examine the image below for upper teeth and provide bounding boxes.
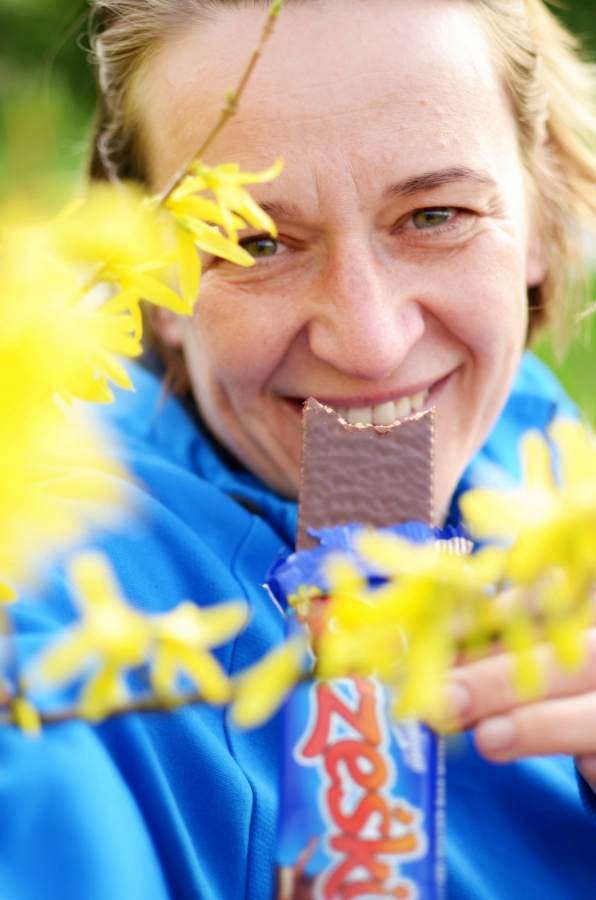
[332,390,429,426]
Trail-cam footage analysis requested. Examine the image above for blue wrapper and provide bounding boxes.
[267,522,469,609]
[269,523,459,899]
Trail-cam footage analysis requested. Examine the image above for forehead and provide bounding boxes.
[142,0,517,195]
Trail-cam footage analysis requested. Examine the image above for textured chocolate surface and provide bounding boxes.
[297,399,434,550]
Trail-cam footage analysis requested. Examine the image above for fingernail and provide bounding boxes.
[476,716,517,754]
[444,682,472,719]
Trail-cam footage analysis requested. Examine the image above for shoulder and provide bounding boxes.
[466,351,578,490]
[446,353,579,523]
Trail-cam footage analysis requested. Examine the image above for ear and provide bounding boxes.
[151,306,183,348]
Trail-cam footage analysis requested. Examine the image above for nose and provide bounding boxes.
[307,244,425,382]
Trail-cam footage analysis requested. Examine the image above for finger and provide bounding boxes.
[575,753,596,787]
[473,691,596,762]
[442,628,596,730]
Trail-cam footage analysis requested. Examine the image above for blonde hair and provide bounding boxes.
[90,0,596,344]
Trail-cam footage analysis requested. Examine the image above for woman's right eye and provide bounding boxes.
[239,235,283,259]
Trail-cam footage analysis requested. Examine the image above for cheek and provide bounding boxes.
[190,281,300,392]
[428,230,529,363]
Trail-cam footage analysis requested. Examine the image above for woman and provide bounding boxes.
[3,0,596,897]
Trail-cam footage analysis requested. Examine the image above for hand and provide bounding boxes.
[442,629,596,788]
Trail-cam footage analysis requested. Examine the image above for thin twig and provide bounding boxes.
[158,0,284,207]
[0,665,311,729]
[0,691,207,728]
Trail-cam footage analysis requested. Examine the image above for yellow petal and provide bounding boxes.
[68,553,124,612]
[69,373,115,404]
[550,419,596,490]
[325,554,366,596]
[184,221,255,267]
[11,697,41,737]
[0,582,17,603]
[156,600,248,649]
[92,347,135,391]
[231,636,306,729]
[79,667,128,722]
[175,227,201,307]
[122,272,192,315]
[169,645,231,704]
[521,431,555,491]
[228,158,284,186]
[215,185,277,237]
[168,196,245,232]
[30,631,95,688]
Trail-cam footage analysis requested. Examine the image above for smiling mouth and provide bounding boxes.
[285,387,431,426]
[329,389,430,425]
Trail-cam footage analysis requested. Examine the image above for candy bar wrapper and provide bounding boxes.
[269,523,466,900]
[275,640,446,900]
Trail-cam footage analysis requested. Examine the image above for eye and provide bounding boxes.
[409,208,455,229]
[239,234,284,258]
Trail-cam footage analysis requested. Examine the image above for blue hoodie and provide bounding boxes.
[1,352,594,900]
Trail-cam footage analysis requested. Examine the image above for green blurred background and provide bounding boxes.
[1,0,596,417]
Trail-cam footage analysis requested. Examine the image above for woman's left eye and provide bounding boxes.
[408,208,456,229]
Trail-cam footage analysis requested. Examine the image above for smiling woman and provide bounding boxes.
[103,0,567,515]
[4,1,596,899]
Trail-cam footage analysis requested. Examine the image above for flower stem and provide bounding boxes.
[158,0,284,207]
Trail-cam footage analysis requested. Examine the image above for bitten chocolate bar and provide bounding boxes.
[272,403,445,900]
[297,399,434,550]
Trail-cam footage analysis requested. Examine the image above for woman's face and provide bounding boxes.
[144,0,545,518]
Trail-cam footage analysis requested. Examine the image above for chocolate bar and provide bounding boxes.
[297,399,434,549]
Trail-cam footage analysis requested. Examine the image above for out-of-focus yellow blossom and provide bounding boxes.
[29,553,153,721]
[0,216,134,588]
[461,422,596,676]
[50,184,188,317]
[149,600,248,705]
[29,554,249,723]
[231,635,307,728]
[0,402,124,589]
[314,533,506,720]
[461,423,596,582]
[0,225,142,405]
[11,697,42,737]
[0,584,17,603]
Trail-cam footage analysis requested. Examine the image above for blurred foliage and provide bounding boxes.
[534,303,596,425]
[0,0,95,201]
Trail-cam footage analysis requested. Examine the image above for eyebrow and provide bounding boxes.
[256,167,496,224]
[258,200,303,221]
[384,167,497,199]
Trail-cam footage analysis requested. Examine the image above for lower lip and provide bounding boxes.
[281,371,456,424]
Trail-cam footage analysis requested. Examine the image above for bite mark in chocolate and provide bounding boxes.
[297,399,434,550]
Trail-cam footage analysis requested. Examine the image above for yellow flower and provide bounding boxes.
[29,553,152,721]
[150,600,248,704]
[162,160,284,302]
[461,424,596,583]
[51,184,188,317]
[29,554,249,722]
[314,532,505,719]
[0,224,142,405]
[230,635,307,728]
[460,422,596,683]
